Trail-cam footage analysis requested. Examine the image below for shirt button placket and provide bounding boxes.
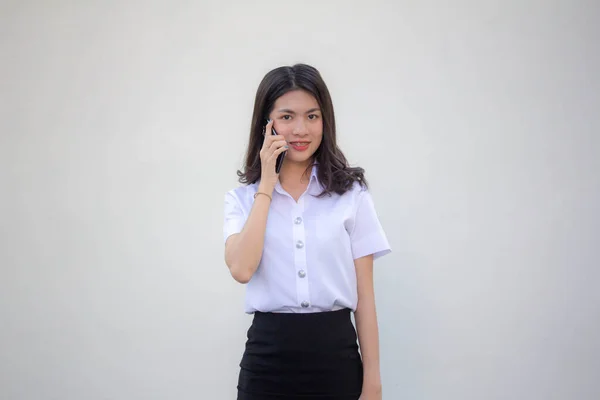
[293,199,310,310]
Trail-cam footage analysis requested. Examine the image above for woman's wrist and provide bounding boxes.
[254,192,272,202]
[257,182,275,196]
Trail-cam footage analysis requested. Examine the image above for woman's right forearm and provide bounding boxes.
[225,185,273,283]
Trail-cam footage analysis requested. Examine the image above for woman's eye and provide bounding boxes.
[308,114,319,120]
[282,115,291,120]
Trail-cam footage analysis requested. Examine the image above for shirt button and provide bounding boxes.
[294,217,303,224]
[298,270,306,278]
[301,301,309,308]
[295,240,304,249]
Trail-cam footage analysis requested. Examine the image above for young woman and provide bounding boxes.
[223,64,391,400]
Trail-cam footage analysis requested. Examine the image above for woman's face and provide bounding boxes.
[268,90,323,165]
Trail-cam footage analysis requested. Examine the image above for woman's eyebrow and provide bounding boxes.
[276,108,296,114]
[276,108,321,114]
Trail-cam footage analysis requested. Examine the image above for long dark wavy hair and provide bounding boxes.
[237,64,367,196]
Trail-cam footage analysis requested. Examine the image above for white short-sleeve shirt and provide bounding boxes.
[223,165,391,314]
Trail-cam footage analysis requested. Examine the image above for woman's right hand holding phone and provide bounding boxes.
[259,119,287,193]
[225,119,286,283]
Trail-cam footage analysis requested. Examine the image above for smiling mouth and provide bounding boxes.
[289,142,311,151]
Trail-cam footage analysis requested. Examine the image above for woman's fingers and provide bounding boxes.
[260,119,287,177]
[269,139,287,153]
[272,144,288,156]
[261,120,275,145]
[262,120,287,145]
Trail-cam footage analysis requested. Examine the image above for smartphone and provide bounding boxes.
[266,119,286,173]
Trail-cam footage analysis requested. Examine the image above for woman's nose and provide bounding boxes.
[292,120,308,135]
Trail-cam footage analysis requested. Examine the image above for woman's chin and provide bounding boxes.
[285,152,315,165]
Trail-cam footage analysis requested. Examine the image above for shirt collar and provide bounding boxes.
[273,162,321,196]
[307,163,322,195]
[309,162,319,181]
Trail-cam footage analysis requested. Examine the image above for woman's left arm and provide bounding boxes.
[354,254,382,400]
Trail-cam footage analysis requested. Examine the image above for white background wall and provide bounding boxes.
[1,1,599,399]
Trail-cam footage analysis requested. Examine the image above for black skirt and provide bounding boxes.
[237,308,363,400]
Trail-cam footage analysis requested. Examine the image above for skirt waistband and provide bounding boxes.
[253,307,351,322]
[246,308,356,354]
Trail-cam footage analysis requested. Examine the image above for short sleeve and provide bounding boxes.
[223,191,246,243]
[349,189,391,260]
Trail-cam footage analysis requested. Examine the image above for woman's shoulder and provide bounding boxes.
[343,180,369,199]
[320,180,369,206]
[225,182,258,202]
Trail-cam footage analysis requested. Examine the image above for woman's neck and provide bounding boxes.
[278,159,313,186]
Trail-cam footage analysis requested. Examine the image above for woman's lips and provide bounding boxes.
[289,142,310,151]
[290,142,310,151]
